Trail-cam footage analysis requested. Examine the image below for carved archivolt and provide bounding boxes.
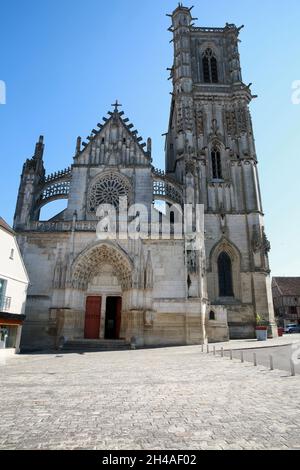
[210,239,241,269]
[88,172,132,213]
[71,243,133,291]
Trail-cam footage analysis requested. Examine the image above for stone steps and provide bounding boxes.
[63,339,131,352]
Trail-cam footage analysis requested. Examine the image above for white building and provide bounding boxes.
[0,218,29,353]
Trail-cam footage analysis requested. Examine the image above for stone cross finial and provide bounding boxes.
[111,100,122,113]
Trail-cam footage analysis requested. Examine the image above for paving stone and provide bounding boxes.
[0,346,299,450]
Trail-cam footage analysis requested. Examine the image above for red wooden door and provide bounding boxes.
[84,296,102,339]
[115,297,122,339]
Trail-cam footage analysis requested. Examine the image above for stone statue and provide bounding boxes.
[145,250,154,289]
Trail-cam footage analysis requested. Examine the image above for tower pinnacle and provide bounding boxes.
[34,135,44,160]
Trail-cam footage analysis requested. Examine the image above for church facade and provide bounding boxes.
[14,4,277,351]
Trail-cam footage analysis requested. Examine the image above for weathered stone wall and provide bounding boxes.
[14,6,277,351]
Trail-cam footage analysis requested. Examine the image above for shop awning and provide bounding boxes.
[0,313,26,326]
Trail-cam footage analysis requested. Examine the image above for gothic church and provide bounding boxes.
[14,4,277,350]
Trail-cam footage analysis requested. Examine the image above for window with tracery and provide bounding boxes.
[202,48,219,84]
[218,252,234,298]
[88,173,131,213]
[211,148,223,180]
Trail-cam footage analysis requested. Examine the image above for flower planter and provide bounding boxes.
[278,327,284,337]
[256,327,268,342]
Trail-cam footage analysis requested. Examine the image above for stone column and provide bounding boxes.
[100,295,107,339]
[126,309,144,347]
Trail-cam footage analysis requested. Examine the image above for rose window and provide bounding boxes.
[88,173,131,213]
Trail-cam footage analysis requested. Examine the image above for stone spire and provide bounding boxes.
[33,135,44,161]
[75,136,82,157]
[22,135,45,179]
[14,136,46,229]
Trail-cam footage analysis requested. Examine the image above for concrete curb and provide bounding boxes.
[222,342,299,352]
[210,335,300,352]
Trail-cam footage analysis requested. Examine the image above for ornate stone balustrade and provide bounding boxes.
[44,167,72,184]
[26,221,73,232]
[36,180,71,210]
[191,27,226,32]
[152,170,183,205]
[26,221,99,232]
[25,219,186,237]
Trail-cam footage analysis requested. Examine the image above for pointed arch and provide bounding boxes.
[202,48,219,83]
[71,242,133,291]
[208,140,225,181]
[211,147,222,180]
[218,252,234,297]
[208,238,242,301]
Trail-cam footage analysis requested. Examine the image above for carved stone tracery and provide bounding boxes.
[71,244,133,291]
[236,107,248,134]
[225,107,248,136]
[195,107,204,135]
[225,110,236,136]
[88,172,131,213]
[153,178,183,205]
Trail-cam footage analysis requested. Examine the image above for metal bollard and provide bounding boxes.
[213,346,216,356]
[241,351,244,363]
[201,344,204,353]
[221,347,224,358]
[290,360,296,377]
[269,355,274,371]
[230,350,233,360]
[253,353,257,367]
[207,345,210,354]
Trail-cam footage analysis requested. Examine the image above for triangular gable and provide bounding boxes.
[74,104,151,167]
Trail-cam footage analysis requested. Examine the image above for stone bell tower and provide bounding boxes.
[165,3,277,338]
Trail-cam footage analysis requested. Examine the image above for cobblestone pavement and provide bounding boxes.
[0,346,300,450]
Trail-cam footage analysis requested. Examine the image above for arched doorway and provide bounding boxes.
[71,243,133,340]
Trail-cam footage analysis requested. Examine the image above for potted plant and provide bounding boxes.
[255,315,269,341]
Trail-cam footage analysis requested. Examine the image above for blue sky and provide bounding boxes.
[0,0,299,276]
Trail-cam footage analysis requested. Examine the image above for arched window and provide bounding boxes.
[218,252,234,297]
[202,48,219,84]
[209,311,216,321]
[211,148,222,179]
[88,172,131,212]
